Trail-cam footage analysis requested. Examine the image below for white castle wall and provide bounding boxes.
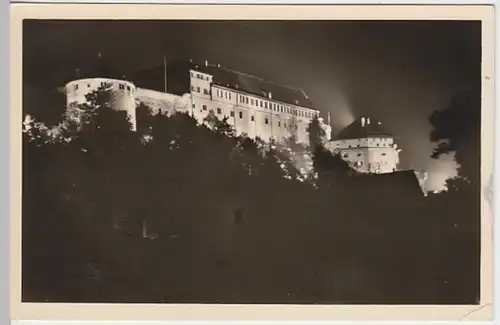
[188,69,327,145]
[65,78,137,131]
[65,74,331,148]
[136,88,192,116]
[327,137,400,174]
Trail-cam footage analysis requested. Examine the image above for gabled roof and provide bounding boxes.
[190,61,315,109]
[334,117,393,140]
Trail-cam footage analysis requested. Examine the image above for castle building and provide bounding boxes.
[65,58,331,145]
[326,117,401,174]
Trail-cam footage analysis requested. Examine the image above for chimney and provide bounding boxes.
[268,92,272,99]
[217,63,221,68]
[367,117,371,125]
[361,117,366,127]
[205,60,208,67]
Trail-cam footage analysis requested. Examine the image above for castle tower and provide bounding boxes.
[65,78,137,131]
[327,117,400,174]
[65,53,137,130]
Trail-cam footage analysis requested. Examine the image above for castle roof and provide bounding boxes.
[333,117,393,140]
[191,62,314,109]
[131,60,314,109]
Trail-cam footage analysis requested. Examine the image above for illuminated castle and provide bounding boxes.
[65,58,331,145]
[327,117,401,174]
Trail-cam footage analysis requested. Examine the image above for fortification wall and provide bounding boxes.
[65,78,137,130]
[136,88,192,116]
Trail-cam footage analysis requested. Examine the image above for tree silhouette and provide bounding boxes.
[307,115,326,152]
[429,85,480,184]
[21,85,479,305]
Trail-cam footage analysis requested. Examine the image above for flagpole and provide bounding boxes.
[164,55,167,93]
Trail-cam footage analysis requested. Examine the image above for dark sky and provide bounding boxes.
[23,20,481,191]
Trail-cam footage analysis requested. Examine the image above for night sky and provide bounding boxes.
[23,20,481,191]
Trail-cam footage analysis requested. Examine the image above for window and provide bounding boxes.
[357,153,362,157]
[197,87,200,92]
[74,84,79,90]
[265,118,269,125]
[229,93,231,100]
[101,82,106,87]
[245,97,249,104]
[192,103,195,108]
[343,153,348,158]
[119,84,124,90]
[202,105,207,111]
[217,108,222,115]
[230,111,234,117]
[278,121,281,127]
[251,116,255,122]
[260,101,263,108]
[191,86,196,91]
[381,153,386,156]
[251,99,254,105]
[239,111,243,119]
[284,122,286,128]
[204,89,209,95]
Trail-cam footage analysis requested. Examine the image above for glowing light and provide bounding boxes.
[421,152,459,193]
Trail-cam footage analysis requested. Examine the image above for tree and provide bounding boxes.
[429,85,480,184]
[203,110,236,137]
[307,115,326,151]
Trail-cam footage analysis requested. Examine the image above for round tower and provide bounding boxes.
[65,78,137,131]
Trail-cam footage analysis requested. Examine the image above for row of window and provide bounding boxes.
[199,105,289,128]
[190,72,210,81]
[73,82,132,91]
[195,87,317,119]
[343,152,386,158]
[216,89,232,100]
[191,86,211,95]
[236,94,315,118]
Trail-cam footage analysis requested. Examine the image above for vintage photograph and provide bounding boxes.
[21,17,483,306]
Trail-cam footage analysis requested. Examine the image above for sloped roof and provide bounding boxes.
[349,170,424,197]
[334,117,393,140]
[191,62,314,109]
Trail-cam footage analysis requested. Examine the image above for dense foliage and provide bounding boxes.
[22,86,480,304]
